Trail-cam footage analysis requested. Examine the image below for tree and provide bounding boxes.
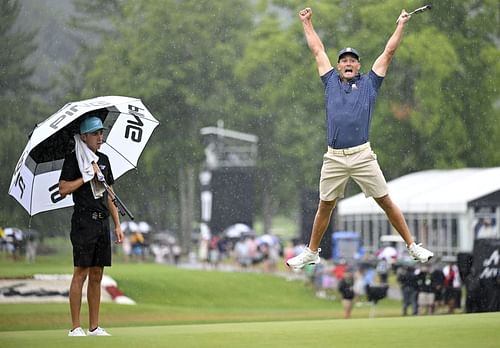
[4,0,498,239]
[431,0,500,167]
[0,0,36,96]
[79,0,255,249]
[235,15,325,231]
[236,0,500,229]
[0,0,39,226]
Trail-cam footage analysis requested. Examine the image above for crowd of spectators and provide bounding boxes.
[119,221,183,264]
[283,242,467,319]
[197,232,281,273]
[397,262,462,315]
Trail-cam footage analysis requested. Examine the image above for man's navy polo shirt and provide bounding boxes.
[321,68,384,149]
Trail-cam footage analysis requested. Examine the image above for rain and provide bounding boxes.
[1,0,500,344]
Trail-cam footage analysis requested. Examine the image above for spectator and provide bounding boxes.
[464,264,482,313]
[234,237,250,269]
[311,262,326,297]
[416,265,434,315]
[130,230,145,261]
[376,258,389,284]
[443,262,462,313]
[217,237,230,263]
[0,226,5,253]
[246,236,259,268]
[172,244,182,265]
[122,233,132,262]
[397,265,418,316]
[25,231,38,263]
[4,227,23,261]
[198,223,211,265]
[267,242,280,273]
[476,218,497,239]
[338,270,356,319]
[209,235,220,268]
[333,260,347,280]
[431,265,445,314]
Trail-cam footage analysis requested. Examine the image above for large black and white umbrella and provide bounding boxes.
[8,96,159,216]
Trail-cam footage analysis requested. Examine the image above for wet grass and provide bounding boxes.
[1,313,499,348]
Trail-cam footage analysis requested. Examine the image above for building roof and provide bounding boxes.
[338,167,500,215]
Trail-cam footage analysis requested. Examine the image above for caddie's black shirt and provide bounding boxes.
[59,151,114,213]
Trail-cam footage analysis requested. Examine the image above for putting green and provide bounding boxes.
[1,312,499,348]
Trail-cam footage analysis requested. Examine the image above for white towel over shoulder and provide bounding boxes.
[74,134,105,199]
[74,134,98,182]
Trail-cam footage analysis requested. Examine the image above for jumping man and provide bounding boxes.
[286,8,433,269]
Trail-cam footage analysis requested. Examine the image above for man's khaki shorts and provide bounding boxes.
[319,142,388,201]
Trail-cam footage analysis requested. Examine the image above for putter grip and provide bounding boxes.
[410,5,431,15]
[397,5,431,23]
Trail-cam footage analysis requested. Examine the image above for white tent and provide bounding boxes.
[338,167,500,215]
[337,167,500,255]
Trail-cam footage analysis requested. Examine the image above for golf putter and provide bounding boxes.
[96,168,135,220]
[103,181,135,220]
[396,4,432,23]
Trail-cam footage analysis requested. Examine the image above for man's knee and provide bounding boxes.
[319,199,337,211]
[73,267,89,279]
[374,194,392,209]
[88,267,104,283]
[71,269,89,291]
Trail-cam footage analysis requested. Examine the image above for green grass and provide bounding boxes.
[1,260,402,331]
[0,248,403,332]
[1,313,499,348]
[1,245,499,347]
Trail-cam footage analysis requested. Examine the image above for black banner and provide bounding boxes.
[209,168,255,235]
[466,239,500,312]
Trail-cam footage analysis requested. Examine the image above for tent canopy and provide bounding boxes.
[338,167,500,215]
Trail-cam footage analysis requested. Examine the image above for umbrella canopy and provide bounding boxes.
[223,223,253,238]
[256,234,279,246]
[377,246,398,261]
[8,96,159,216]
[138,221,152,234]
[120,220,139,234]
[152,232,177,245]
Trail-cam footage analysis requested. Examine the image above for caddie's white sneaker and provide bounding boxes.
[87,326,111,336]
[68,327,86,336]
[407,243,434,263]
[286,247,321,269]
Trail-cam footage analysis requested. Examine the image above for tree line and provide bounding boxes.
[1,0,499,249]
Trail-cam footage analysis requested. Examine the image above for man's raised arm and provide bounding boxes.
[299,8,332,76]
[372,10,411,77]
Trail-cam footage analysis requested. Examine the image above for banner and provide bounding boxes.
[468,239,500,312]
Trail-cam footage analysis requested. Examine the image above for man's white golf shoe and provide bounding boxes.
[286,247,321,269]
[407,243,433,263]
